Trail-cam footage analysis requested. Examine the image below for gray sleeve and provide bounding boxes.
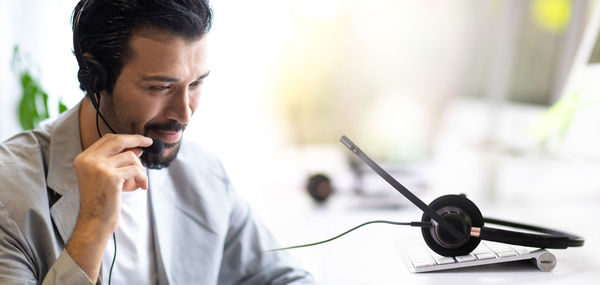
[217,182,317,285]
[0,205,37,285]
[41,251,95,285]
[0,202,94,285]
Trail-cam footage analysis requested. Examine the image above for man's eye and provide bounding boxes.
[150,85,170,91]
[189,81,203,87]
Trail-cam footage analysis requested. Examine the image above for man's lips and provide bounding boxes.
[149,130,182,144]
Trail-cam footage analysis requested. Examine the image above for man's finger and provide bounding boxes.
[123,147,144,157]
[89,134,153,156]
[118,165,148,191]
[107,150,145,169]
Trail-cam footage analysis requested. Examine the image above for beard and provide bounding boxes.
[140,120,187,169]
[140,141,181,169]
[98,93,187,170]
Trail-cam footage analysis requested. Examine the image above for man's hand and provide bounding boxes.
[66,134,153,282]
[74,133,152,232]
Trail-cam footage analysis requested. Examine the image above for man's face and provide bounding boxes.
[100,27,209,169]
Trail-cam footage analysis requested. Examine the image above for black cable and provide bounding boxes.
[95,106,101,139]
[76,2,118,283]
[265,220,430,253]
[108,232,117,285]
[94,95,117,285]
[94,93,116,135]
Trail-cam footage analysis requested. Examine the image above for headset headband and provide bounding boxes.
[72,0,88,72]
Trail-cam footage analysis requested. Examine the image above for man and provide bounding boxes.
[0,0,315,284]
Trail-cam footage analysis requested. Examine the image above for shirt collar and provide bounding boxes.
[46,101,83,196]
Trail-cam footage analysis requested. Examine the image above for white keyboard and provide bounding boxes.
[402,241,556,273]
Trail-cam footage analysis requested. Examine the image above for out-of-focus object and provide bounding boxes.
[306,173,333,203]
[11,45,67,130]
[540,1,600,159]
[532,0,572,33]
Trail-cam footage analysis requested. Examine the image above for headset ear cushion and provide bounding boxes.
[421,194,484,257]
[78,58,107,93]
[77,67,93,92]
[77,58,107,109]
[85,58,107,93]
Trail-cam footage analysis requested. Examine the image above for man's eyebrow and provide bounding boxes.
[140,75,179,82]
[196,71,210,81]
[140,71,210,82]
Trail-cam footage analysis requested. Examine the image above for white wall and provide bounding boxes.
[0,0,18,141]
[1,0,80,141]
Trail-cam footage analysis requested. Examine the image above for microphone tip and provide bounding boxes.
[143,138,164,155]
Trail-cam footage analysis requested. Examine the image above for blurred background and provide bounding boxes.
[2,1,600,280]
[3,0,599,201]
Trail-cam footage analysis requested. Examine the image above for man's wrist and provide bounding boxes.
[65,218,114,282]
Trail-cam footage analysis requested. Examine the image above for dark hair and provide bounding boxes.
[72,0,213,94]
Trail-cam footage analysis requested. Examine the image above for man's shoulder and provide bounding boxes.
[1,115,54,156]
[0,128,52,216]
[0,129,50,170]
[0,106,77,183]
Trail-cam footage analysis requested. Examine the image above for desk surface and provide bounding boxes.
[255,192,600,284]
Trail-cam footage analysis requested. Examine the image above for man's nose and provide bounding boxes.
[166,88,191,123]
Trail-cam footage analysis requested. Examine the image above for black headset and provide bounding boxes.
[72,0,163,154]
[73,0,107,111]
[72,0,118,137]
[340,135,584,257]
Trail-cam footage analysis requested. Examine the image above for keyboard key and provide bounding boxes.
[435,256,456,265]
[497,250,517,258]
[472,245,491,254]
[413,259,436,268]
[456,254,477,262]
[475,252,497,260]
[486,242,512,252]
[514,247,531,255]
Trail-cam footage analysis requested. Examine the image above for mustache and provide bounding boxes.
[144,120,187,134]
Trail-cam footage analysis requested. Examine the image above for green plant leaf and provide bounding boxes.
[13,45,70,130]
[19,72,36,130]
[59,99,68,114]
[18,94,34,130]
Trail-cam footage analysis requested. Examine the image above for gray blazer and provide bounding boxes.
[0,103,314,284]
